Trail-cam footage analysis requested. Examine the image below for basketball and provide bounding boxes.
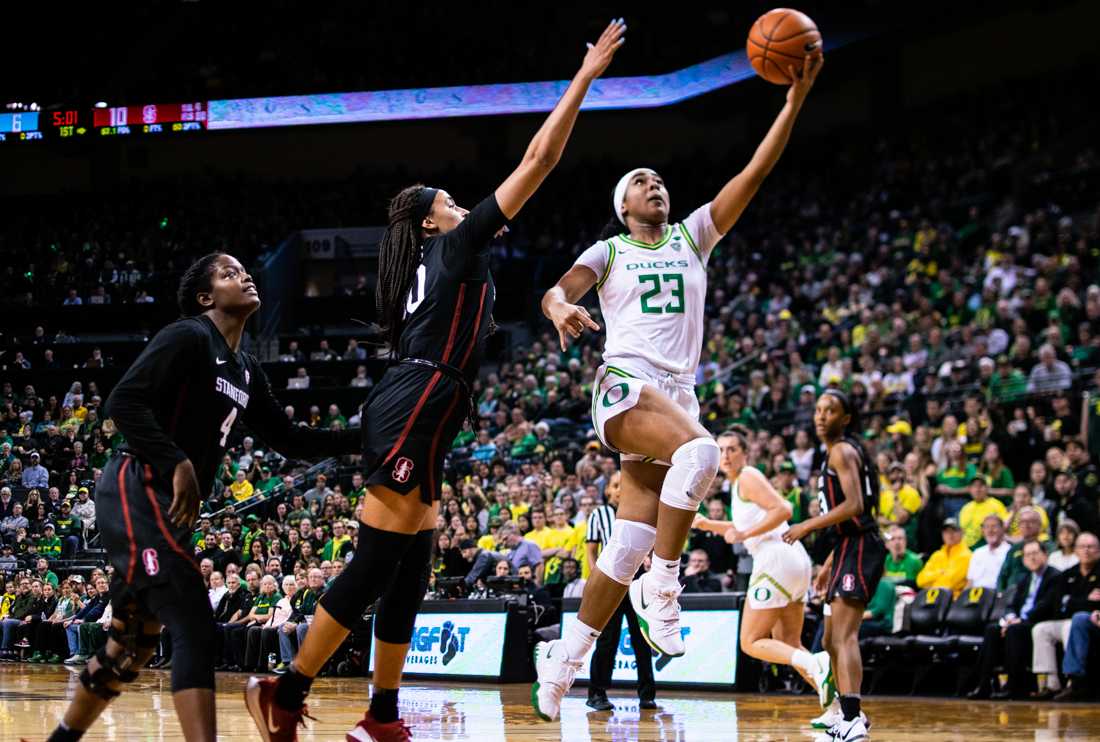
[747,8,822,85]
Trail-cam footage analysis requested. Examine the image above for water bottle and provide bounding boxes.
[267,652,277,668]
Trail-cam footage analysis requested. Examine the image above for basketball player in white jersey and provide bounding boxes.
[531,53,823,721]
[692,428,834,715]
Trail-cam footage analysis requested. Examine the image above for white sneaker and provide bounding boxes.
[824,714,870,741]
[629,573,685,657]
[811,703,869,731]
[810,651,836,708]
[531,640,582,721]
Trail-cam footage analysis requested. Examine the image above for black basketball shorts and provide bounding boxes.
[825,529,886,605]
[98,453,205,609]
[360,363,468,504]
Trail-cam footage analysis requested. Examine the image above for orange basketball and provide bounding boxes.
[747,8,822,85]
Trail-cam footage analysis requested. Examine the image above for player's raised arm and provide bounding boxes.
[494,19,626,219]
[542,265,601,351]
[709,54,823,235]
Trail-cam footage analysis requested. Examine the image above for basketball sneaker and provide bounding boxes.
[817,714,870,741]
[346,711,412,741]
[810,651,836,708]
[245,675,315,742]
[629,573,685,657]
[531,639,583,721]
[811,701,870,731]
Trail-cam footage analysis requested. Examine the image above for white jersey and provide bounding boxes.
[575,203,724,376]
[731,473,789,556]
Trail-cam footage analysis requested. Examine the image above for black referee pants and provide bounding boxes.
[588,593,655,702]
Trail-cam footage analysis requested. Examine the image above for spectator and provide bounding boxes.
[681,549,722,594]
[37,523,62,561]
[35,557,59,589]
[1004,485,1050,544]
[878,462,921,535]
[998,507,1054,590]
[71,487,96,536]
[229,469,254,502]
[53,500,83,559]
[882,525,923,587]
[970,540,1060,699]
[276,567,325,673]
[208,571,228,611]
[62,575,109,664]
[546,557,586,599]
[1056,608,1100,702]
[1029,532,1100,698]
[303,474,333,507]
[959,477,1008,549]
[916,519,972,596]
[967,515,1012,590]
[0,503,29,543]
[1049,521,1081,571]
[22,452,50,490]
[350,365,372,388]
[1027,343,1073,393]
[244,574,295,672]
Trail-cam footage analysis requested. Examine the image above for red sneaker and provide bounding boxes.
[346,711,412,741]
[245,675,315,742]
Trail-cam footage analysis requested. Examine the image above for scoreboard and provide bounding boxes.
[1,101,207,142]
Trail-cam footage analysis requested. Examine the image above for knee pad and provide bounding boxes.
[374,529,433,644]
[596,519,657,585]
[659,437,720,511]
[320,524,415,629]
[79,632,148,701]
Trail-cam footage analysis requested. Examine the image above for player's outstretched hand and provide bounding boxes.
[170,458,202,528]
[579,18,627,81]
[786,53,823,106]
[549,301,600,351]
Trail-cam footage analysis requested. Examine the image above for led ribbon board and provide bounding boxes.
[208,36,851,130]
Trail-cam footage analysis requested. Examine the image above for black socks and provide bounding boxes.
[839,694,861,721]
[275,665,315,710]
[370,687,400,723]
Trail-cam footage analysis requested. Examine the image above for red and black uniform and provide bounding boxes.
[817,436,886,604]
[99,314,358,609]
[362,194,505,503]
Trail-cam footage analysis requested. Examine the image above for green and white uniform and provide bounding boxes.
[576,203,723,462]
[732,475,811,609]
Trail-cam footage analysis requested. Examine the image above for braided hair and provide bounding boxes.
[376,185,427,354]
[820,389,880,514]
[177,252,226,317]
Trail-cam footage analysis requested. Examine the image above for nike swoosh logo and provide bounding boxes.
[639,590,649,611]
[216,358,227,365]
[268,699,281,733]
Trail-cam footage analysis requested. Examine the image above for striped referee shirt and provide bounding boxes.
[586,504,616,547]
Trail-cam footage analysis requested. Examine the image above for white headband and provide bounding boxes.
[613,167,656,225]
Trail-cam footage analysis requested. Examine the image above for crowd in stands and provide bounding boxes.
[2,68,1098,697]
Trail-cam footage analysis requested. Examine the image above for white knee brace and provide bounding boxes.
[596,519,657,585]
[659,437,720,511]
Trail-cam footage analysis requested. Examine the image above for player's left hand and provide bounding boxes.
[786,53,823,106]
[782,522,809,544]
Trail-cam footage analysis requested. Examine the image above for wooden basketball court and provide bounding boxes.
[2,665,1097,740]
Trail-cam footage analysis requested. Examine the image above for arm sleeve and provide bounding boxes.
[439,193,509,274]
[104,322,203,474]
[575,241,611,285]
[242,361,360,460]
[679,202,725,263]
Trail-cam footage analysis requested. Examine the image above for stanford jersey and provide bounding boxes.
[361,192,507,503]
[817,436,878,537]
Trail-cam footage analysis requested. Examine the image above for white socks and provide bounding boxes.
[563,618,600,660]
[650,554,682,589]
[791,649,814,675]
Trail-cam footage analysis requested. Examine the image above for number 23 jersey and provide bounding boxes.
[574,203,723,376]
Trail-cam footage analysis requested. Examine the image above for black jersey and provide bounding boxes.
[106,314,358,498]
[397,193,505,380]
[817,436,878,537]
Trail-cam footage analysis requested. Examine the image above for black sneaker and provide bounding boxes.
[586,694,614,712]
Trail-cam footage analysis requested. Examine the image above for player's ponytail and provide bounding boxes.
[177,252,226,317]
[377,185,428,355]
[597,214,622,242]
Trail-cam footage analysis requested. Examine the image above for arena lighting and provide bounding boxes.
[94,101,108,108]
[208,35,855,130]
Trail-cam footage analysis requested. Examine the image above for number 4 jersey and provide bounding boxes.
[575,203,723,376]
[106,314,358,502]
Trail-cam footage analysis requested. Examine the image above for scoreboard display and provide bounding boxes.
[2,101,207,142]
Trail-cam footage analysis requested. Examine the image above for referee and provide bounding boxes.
[585,470,657,711]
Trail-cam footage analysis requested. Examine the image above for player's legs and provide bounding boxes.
[51,611,162,742]
[824,597,866,723]
[575,461,661,632]
[740,602,816,684]
[605,385,716,572]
